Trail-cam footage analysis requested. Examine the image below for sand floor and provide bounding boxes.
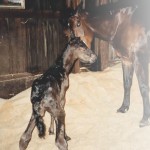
[1,63,150,150]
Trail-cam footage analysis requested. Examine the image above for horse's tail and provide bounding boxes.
[33,109,46,138]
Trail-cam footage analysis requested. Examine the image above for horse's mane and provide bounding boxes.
[85,0,139,17]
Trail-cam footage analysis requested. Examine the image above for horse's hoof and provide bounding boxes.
[117,105,129,113]
[49,131,54,135]
[56,138,68,150]
[139,118,150,127]
[65,135,71,141]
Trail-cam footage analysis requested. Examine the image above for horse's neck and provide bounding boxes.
[62,46,77,75]
[89,15,121,41]
[82,21,94,48]
[116,12,133,26]
[111,9,134,41]
[109,12,123,41]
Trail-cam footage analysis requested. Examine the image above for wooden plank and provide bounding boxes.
[99,40,109,70]
[0,10,62,18]
[0,73,41,99]
[0,18,10,75]
[9,18,27,73]
[0,18,67,75]
[97,0,109,71]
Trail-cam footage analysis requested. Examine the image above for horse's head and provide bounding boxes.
[66,11,95,48]
[68,13,85,37]
[59,1,83,32]
[59,7,76,30]
[67,37,97,64]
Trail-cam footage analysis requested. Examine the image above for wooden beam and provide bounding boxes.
[0,9,62,18]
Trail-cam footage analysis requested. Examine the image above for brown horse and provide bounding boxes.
[64,4,150,127]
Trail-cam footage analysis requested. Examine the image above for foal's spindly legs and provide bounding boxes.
[49,97,71,141]
[117,59,134,113]
[49,114,71,141]
[54,110,68,150]
[49,115,55,135]
[134,52,150,127]
[19,113,35,150]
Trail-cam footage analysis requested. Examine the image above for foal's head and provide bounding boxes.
[65,37,96,64]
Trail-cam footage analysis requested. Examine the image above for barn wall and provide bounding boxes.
[0,18,66,75]
[0,18,26,75]
[0,0,68,98]
[0,0,67,76]
[25,18,66,73]
[0,17,67,98]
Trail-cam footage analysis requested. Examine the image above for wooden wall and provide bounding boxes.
[0,0,67,98]
[0,18,26,75]
[25,18,66,73]
[0,18,66,75]
[0,0,68,75]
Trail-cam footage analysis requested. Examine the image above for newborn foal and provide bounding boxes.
[19,37,96,150]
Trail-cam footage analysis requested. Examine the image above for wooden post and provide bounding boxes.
[66,0,81,9]
[96,0,109,71]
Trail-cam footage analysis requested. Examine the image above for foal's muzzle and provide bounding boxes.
[89,54,97,64]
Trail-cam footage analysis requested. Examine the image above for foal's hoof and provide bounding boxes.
[56,138,68,150]
[117,105,129,113]
[49,132,54,135]
[49,130,54,135]
[65,135,71,141]
[139,118,150,128]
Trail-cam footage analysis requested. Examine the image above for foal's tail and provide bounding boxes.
[33,109,46,138]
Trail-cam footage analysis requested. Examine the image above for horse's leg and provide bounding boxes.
[49,115,55,135]
[49,106,71,141]
[49,113,71,141]
[32,101,46,138]
[19,99,46,150]
[117,59,134,113]
[19,112,35,150]
[134,52,150,127]
[61,98,71,141]
[54,109,68,150]
[64,132,71,141]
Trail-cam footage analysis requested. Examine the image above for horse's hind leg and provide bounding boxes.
[49,115,71,141]
[19,113,35,150]
[19,99,45,150]
[54,109,68,150]
[49,115,55,135]
[117,59,134,113]
[134,52,150,127]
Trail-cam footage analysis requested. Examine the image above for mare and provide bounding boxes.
[64,3,150,127]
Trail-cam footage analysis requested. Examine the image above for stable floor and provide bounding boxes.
[1,63,150,150]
